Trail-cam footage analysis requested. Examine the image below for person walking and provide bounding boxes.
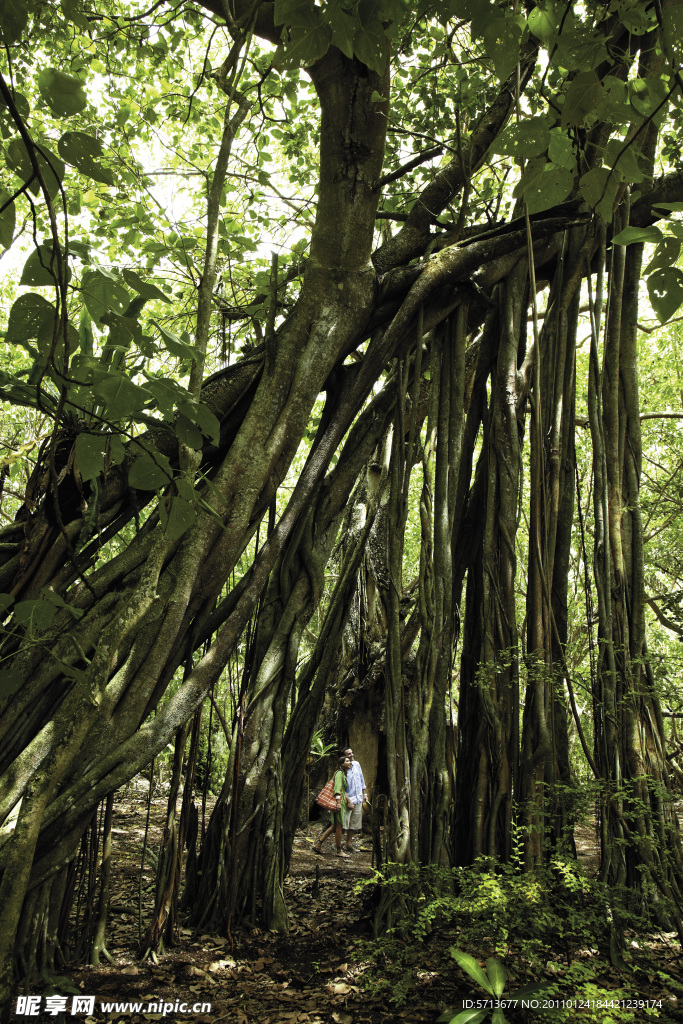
[343,747,366,853]
[313,756,351,857]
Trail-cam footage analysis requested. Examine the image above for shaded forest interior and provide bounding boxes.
[2,0,683,1021]
[13,783,683,1023]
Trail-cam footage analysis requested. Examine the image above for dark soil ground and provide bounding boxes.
[10,788,683,1024]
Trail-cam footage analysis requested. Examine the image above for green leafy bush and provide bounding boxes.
[364,854,615,963]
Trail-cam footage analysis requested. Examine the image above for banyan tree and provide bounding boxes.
[1,0,683,1003]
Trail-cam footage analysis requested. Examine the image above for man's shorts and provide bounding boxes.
[344,802,362,830]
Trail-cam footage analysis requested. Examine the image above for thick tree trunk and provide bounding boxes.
[521,229,586,865]
[90,793,114,967]
[0,45,389,992]
[591,224,683,934]
[190,377,397,931]
[455,266,524,865]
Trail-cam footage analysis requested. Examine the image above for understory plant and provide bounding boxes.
[364,853,616,962]
[354,853,674,1017]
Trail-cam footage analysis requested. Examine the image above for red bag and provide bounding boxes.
[316,778,337,810]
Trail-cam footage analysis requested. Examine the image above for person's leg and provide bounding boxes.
[314,821,334,852]
[346,802,361,851]
[343,806,351,850]
[335,820,348,856]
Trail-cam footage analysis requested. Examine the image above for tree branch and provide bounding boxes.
[375,146,444,190]
[646,595,683,636]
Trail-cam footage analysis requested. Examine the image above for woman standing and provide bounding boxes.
[313,756,351,857]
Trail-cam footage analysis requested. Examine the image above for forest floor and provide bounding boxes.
[13,788,683,1024]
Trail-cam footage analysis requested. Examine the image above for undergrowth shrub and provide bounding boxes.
[353,858,674,1019]
[365,853,616,962]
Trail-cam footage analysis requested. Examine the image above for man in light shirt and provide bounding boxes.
[343,746,366,853]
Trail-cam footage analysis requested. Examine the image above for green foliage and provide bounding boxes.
[274,0,399,73]
[363,853,626,963]
[58,130,114,186]
[355,857,670,1022]
[441,950,551,1024]
[309,729,335,760]
[37,68,87,118]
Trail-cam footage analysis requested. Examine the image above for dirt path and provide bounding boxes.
[19,794,456,1023]
[12,791,683,1023]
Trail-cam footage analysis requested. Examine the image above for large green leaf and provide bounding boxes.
[596,76,631,125]
[578,166,618,221]
[69,352,109,386]
[14,598,58,633]
[468,0,497,40]
[548,130,575,169]
[611,225,662,246]
[325,3,355,58]
[160,495,197,541]
[6,293,55,345]
[151,320,198,361]
[82,268,130,323]
[93,373,150,419]
[492,118,550,158]
[528,5,556,46]
[620,2,656,35]
[128,451,172,490]
[40,588,84,621]
[629,77,670,125]
[282,23,331,66]
[560,71,602,127]
[0,189,16,249]
[274,0,318,28]
[36,313,77,359]
[450,949,494,996]
[103,312,139,351]
[123,269,171,303]
[182,400,221,446]
[0,0,28,43]
[483,16,523,82]
[448,0,487,17]
[647,268,683,323]
[144,375,192,419]
[646,237,681,275]
[353,20,387,74]
[448,1010,488,1024]
[20,245,72,288]
[37,68,87,118]
[0,130,25,177]
[60,0,90,31]
[6,139,64,199]
[553,30,607,71]
[485,957,506,997]
[58,130,114,185]
[109,435,125,465]
[0,88,29,119]
[603,141,644,184]
[174,412,203,449]
[521,165,573,214]
[663,0,683,51]
[75,432,108,482]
